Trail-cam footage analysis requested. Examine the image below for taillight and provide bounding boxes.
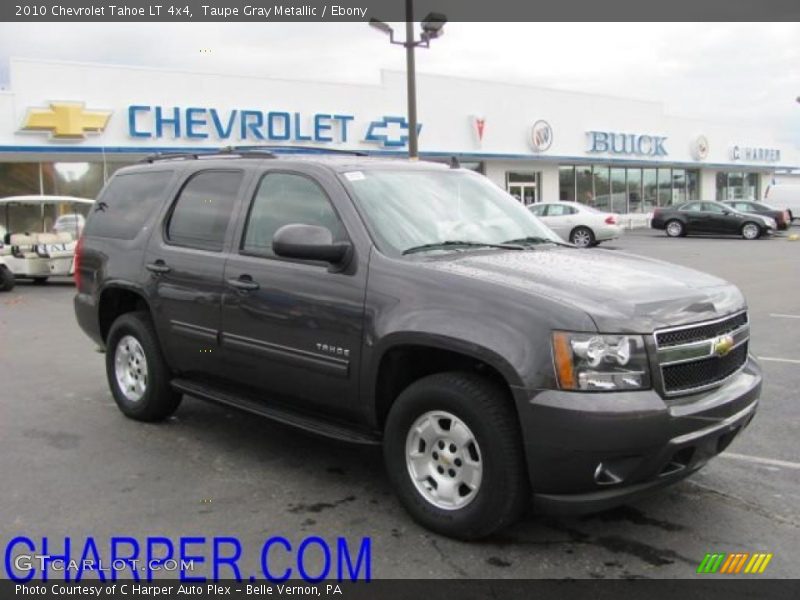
[73,235,84,287]
[605,215,617,225]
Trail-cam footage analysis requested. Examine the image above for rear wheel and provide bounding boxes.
[383,372,529,540]
[0,266,14,292]
[106,311,182,422]
[570,226,595,248]
[741,222,761,240]
[665,220,685,237]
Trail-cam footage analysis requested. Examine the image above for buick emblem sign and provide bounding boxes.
[530,120,553,152]
[692,135,710,161]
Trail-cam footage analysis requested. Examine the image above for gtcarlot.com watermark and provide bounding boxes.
[12,555,194,576]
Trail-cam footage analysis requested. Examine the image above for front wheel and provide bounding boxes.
[383,372,529,540]
[0,266,14,292]
[570,226,595,248]
[741,222,761,240]
[106,311,182,422]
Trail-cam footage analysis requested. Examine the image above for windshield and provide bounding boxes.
[344,168,562,255]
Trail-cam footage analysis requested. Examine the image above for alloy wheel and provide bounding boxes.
[114,335,149,402]
[405,410,483,510]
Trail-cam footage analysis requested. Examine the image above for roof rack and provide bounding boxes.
[226,145,369,156]
[139,145,371,164]
[140,147,278,163]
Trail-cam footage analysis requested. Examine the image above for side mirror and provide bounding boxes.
[272,224,351,264]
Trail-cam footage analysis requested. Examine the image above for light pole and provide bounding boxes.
[370,2,446,159]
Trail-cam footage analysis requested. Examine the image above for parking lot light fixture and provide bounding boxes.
[369,0,447,159]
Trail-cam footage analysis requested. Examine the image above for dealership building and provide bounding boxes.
[1,58,798,217]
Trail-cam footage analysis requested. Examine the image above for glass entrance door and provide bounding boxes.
[507,172,540,206]
[508,184,538,205]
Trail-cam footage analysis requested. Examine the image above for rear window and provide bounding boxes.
[85,171,173,240]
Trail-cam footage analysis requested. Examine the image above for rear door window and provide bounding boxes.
[85,171,173,239]
[166,170,244,252]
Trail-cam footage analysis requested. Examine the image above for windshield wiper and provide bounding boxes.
[402,240,524,255]
[502,236,570,247]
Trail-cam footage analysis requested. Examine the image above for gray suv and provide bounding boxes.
[74,150,761,539]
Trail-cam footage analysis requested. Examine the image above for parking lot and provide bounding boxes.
[1,227,798,580]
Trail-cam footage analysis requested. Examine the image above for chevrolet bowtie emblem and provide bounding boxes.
[712,334,735,357]
[20,101,112,139]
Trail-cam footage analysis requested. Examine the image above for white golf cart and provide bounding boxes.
[0,195,94,291]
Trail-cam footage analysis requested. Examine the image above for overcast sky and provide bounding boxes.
[1,22,798,143]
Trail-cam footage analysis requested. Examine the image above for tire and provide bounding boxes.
[106,311,182,422]
[0,266,14,292]
[570,226,595,248]
[665,220,685,238]
[383,371,529,540]
[31,277,48,285]
[741,222,761,240]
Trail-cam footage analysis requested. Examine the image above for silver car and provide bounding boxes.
[528,201,623,247]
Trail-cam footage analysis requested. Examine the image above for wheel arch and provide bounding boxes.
[98,283,153,342]
[368,333,526,432]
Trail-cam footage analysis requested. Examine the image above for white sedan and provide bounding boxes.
[528,201,623,247]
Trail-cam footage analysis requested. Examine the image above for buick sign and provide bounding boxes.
[587,131,668,157]
[530,120,553,152]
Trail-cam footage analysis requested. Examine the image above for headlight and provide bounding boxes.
[552,332,650,391]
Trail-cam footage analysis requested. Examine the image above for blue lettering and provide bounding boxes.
[653,136,667,156]
[146,537,173,582]
[590,131,608,153]
[333,115,354,142]
[294,112,312,141]
[267,112,291,141]
[179,537,206,582]
[210,109,237,139]
[314,114,333,142]
[110,537,140,582]
[610,133,626,153]
[336,537,371,582]
[297,537,330,583]
[212,537,242,581]
[241,110,265,140]
[128,105,151,138]
[186,107,208,139]
[154,106,181,138]
[261,537,291,582]
[41,537,71,582]
[75,537,106,582]
[5,536,35,582]
[637,135,652,155]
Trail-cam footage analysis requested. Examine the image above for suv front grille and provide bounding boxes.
[654,311,749,396]
[656,311,748,347]
[662,343,748,393]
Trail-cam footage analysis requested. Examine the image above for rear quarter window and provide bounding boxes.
[85,171,173,240]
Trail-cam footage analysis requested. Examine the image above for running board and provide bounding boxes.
[170,378,381,446]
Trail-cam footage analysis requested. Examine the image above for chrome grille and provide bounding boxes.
[654,311,749,396]
[656,311,748,347]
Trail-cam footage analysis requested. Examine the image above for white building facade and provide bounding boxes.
[1,58,797,217]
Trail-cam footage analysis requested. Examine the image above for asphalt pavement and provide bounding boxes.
[0,227,798,580]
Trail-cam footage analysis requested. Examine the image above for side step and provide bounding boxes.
[171,378,381,446]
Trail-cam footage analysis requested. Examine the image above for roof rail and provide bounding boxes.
[140,148,278,163]
[226,145,369,156]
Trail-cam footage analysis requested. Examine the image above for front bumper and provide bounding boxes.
[518,356,761,515]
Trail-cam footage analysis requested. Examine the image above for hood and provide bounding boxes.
[421,247,746,332]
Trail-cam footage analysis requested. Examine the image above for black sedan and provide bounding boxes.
[722,200,791,230]
[651,201,775,240]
